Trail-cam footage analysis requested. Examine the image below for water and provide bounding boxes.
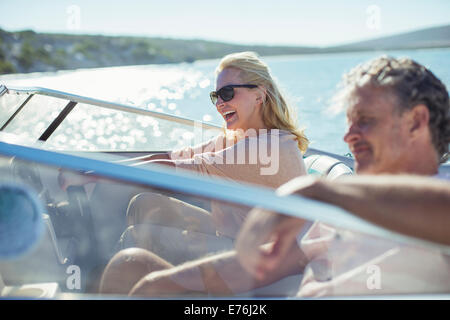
[1,48,450,156]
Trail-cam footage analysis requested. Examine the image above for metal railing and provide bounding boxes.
[1,85,222,139]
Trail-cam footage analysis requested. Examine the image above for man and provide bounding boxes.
[236,56,450,297]
[236,175,450,297]
[100,56,450,297]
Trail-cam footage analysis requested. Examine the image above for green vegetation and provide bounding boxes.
[17,30,37,40]
[131,41,158,62]
[17,41,35,70]
[73,39,100,59]
[0,34,16,73]
[52,49,67,69]
[0,43,15,73]
[0,59,16,74]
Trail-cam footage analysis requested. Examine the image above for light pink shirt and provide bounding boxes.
[171,129,306,238]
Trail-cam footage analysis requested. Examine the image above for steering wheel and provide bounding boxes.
[9,157,98,266]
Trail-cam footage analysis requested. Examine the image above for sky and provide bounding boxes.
[0,0,449,47]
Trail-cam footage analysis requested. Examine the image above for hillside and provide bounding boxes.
[0,29,318,74]
[330,25,450,52]
[0,24,449,75]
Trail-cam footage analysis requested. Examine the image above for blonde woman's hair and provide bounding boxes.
[215,51,309,153]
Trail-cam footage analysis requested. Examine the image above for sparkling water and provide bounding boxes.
[1,48,449,156]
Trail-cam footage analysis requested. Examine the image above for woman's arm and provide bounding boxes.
[130,159,175,168]
[115,152,171,164]
[58,153,174,190]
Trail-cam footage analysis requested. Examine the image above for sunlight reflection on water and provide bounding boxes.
[1,49,449,154]
[0,62,220,151]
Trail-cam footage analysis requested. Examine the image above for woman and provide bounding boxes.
[95,52,310,294]
[62,52,308,288]
[116,51,308,256]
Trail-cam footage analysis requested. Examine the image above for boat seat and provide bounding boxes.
[304,154,353,180]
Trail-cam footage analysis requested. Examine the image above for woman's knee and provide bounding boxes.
[127,193,154,225]
[99,247,173,294]
[126,193,183,227]
[118,224,158,252]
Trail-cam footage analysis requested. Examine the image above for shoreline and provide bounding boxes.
[1,46,450,80]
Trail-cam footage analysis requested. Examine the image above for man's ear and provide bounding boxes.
[408,104,430,137]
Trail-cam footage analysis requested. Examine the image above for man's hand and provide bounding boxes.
[235,176,325,280]
[235,209,305,280]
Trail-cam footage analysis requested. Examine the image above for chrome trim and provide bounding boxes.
[4,86,222,132]
[305,147,354,168]
[42,214,69,265]
[1,138,449,254]
[0,94,34,131]
[305,147,450,173]
[0,85,7,97]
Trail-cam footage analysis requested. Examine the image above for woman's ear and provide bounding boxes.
[256,87,267,106]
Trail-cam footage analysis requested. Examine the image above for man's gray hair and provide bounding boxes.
[334,55,450,163]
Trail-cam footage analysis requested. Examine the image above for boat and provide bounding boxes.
[0,84,449,299]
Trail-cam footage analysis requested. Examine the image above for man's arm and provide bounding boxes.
[305,175,450,246]
[236,174,450,281]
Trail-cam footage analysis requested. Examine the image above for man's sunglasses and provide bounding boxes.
[210,84,258,105]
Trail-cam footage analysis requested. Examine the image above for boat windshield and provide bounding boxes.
[0,135,449,300]
[0,85,221,152]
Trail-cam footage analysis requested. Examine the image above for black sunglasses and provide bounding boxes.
[210,84,258,105]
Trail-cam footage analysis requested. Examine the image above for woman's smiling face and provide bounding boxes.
[215,68,265,132]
